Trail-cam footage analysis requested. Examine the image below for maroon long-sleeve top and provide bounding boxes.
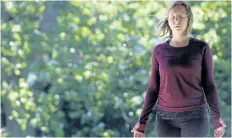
[138,37,222,130]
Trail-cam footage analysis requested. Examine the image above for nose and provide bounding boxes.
[175,16,180,21]
[174,17,181,24]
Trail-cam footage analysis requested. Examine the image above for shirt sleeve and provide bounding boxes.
[139,47,160,125]
[201,44,222,129]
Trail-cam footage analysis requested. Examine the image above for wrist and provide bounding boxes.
[213,118,221,130]
[135,122,146,133]
[213,117,225,130]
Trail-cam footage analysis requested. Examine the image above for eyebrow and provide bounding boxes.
[169,13,187,16]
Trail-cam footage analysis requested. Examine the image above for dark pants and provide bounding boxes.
[155,117,209,137]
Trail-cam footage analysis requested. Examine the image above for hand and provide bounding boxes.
[131,123,145,138]
[214,118,226,138]
[132,130,145,138]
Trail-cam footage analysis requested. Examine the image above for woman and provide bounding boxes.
[131,1,226,138]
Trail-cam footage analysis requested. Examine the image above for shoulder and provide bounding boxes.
[151,41,167,58]
[191,37,213,58]
[191,37,210,49]
[153,41,167,53]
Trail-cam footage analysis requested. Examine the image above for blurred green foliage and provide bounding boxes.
[1,1,231,137]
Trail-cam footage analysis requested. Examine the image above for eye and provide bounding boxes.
[180,15,187,19]
[170,16,175,20]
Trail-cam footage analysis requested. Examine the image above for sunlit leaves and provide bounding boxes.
[1,1,231,137]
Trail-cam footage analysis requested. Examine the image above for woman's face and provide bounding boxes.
[168,5,189,36]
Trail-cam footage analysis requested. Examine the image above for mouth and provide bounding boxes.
[174,26,182,30]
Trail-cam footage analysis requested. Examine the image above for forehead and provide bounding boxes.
[169,5,187,15]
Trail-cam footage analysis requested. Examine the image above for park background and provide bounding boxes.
[1,0,231,137]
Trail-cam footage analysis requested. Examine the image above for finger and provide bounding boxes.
[135,133,142,136]
[214,130,220,137]
[214,132,223,138]
[135,133,144,138]
[140,134,144,137]
[135,132,144,137]
[135,133,143,138]
[214,128,225,137]
[133,130,144,135]
[219,118,226,127]
[131,123,139,133]
[135,133,140,138]
[220,129,225,137]
[214,129,220,137]
[134,132,138,138]
[131,125,138,133]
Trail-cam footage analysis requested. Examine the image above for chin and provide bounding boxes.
[172,28,186,32]
[173,31,187,36]
[173,30,184,34]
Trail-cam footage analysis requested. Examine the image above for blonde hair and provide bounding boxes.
[155,1,193,38]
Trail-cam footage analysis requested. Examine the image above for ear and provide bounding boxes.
[165,15,168,20]
[165,17,168,23]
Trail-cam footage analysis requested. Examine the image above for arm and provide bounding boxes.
[134,47,160,133]
[201,44,222,130]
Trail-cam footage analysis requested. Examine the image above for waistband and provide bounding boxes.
[156,106,209,120]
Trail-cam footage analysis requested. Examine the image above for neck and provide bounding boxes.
[171,35,190,42]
